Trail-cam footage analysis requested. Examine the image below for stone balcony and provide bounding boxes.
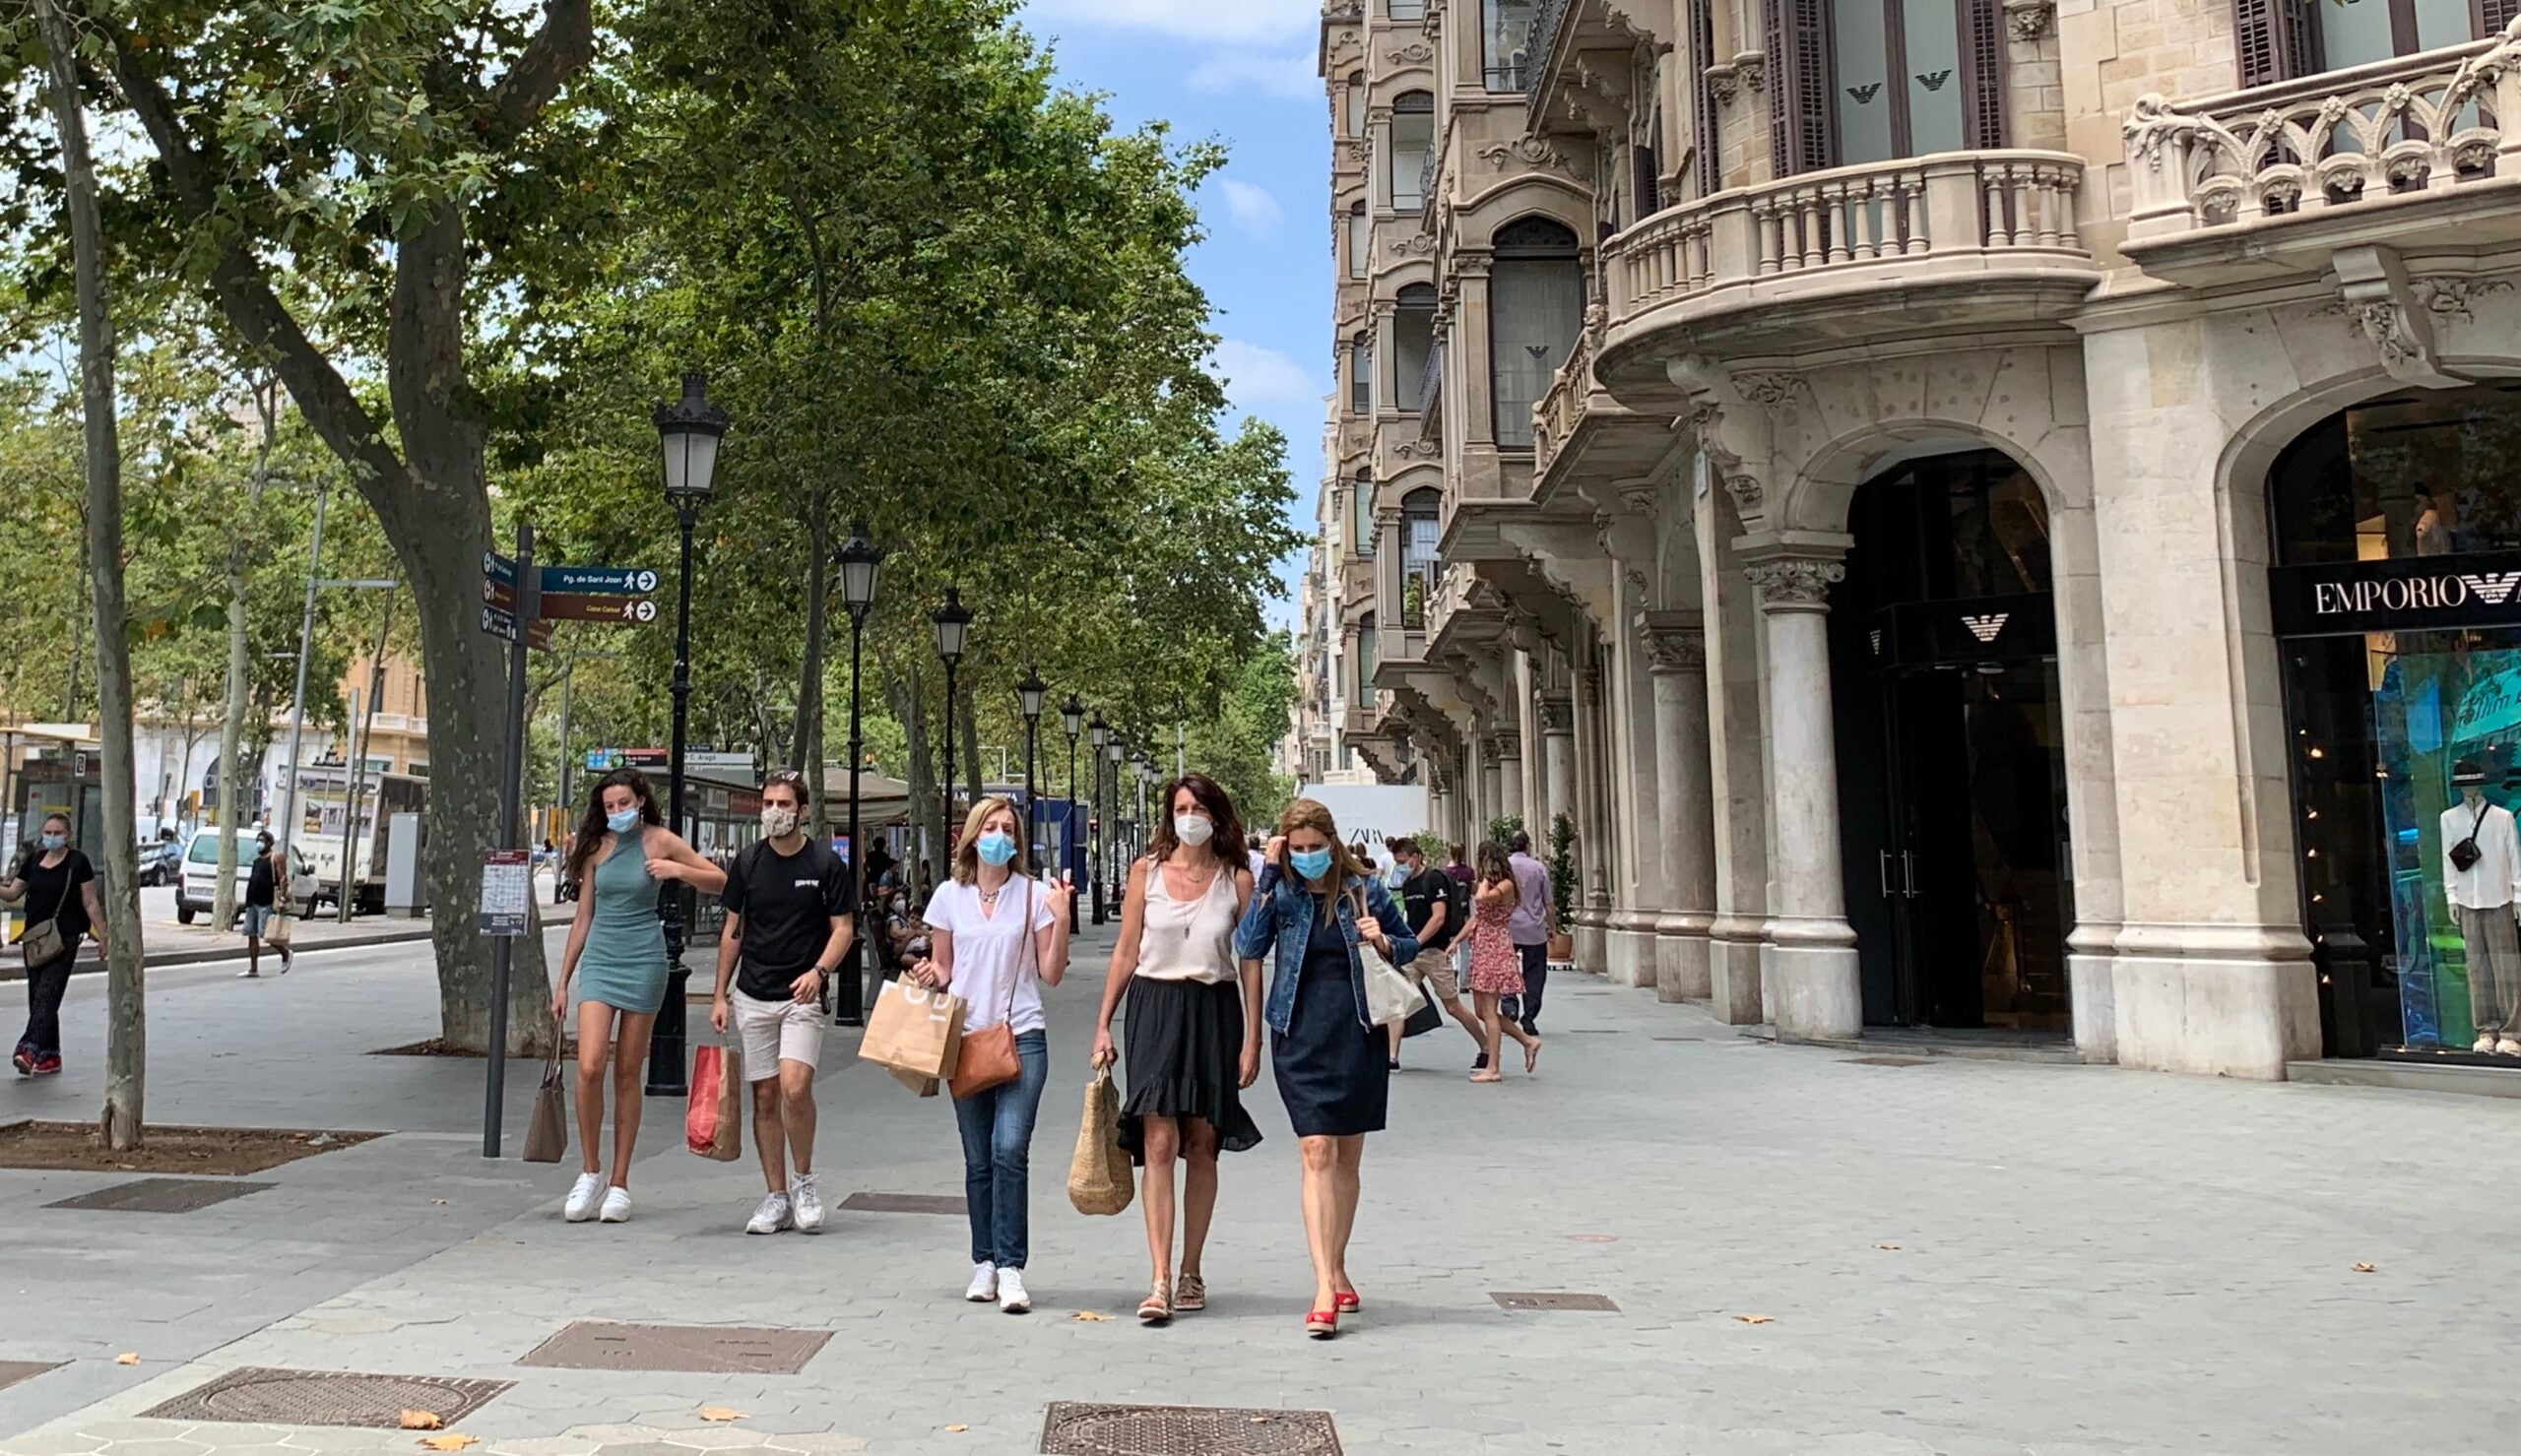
[2120,20,2521,286]
[1529,307,1661,508]
[1593,150,2101,389]
[1339,554,1377,619]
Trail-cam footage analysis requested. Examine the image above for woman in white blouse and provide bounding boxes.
[911,796,1072,1312]
[1090,772,1261,1324]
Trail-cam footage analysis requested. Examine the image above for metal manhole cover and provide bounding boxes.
[1490,1291,1620,1312]
[839,1191,964,1216]
[1842,1055,1933,1067]
[517,1322,831,1374]
[0,1361,61,1392]
[45,1177,274,1213]
[143,1368,510,1427]
[1040,1403,1340,1456]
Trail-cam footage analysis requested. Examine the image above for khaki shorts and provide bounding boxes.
[730,987,824,1077]
[1411,953,1461,1004]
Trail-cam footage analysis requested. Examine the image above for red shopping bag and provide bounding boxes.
[686,1042,743,1161]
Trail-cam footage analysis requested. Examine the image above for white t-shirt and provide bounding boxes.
[925,877,1056,1035]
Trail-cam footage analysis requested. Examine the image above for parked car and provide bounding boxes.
[136,838,181,888]
[175,830,317,925]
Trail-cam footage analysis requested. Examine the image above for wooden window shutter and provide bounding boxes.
[2231,0,2318,89]
[2483,0,2520,33]
[1767,0,1833,175]
[1690,0,1721,196]
[1963,0,2007,149]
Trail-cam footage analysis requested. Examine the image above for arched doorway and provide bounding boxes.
[1826,448,2072,1035]
[2270,382,2521,1064]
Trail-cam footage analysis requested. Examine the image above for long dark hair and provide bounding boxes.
[565,769,662,885]
[1144,772,1247,871]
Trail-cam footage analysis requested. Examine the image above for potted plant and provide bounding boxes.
[1545,811,1577,962]
[1486,812,1522,850]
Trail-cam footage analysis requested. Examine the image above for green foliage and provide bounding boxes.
[1184,634,1298,830]
[1486,813,1523,852]
[1547,811,1577,926]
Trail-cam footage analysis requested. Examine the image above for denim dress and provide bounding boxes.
[1233,866,1418,1138]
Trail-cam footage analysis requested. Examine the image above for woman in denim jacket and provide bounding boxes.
[1233,797,1418,1339]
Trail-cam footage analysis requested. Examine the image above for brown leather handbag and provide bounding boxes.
[949,878,1032,1099]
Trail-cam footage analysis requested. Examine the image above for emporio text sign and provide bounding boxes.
[2270,552,2521,637]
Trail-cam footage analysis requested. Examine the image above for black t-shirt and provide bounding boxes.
[16,850,95,944]
[721,838,854,999]
[1399,867,1455,951]
[246,853,278,908]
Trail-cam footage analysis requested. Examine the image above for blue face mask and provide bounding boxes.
[1289,847,1334,880]
[606,808,640,834]
[38,833,65,852]
[976,831,1016,867]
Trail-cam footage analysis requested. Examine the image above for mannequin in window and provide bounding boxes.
[2439,758,2521,1055]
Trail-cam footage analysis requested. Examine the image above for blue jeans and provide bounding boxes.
[950,1029,1049,1270]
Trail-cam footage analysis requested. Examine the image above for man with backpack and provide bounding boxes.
[1385,836,1486,1069]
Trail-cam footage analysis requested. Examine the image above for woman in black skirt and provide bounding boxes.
[1090,772,1261,1325]
[1232,797,1418,1340]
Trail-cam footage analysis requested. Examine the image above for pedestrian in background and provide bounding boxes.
[1235,798,1417,1340]
[910,796,1073,1313]
[239,830,292,979]
[1505,829,1553,1037]
[1383,836,1484,1069]
[1090,772,1262,1325]
[551,769,727,1225]
[712,769,854,1236]
[1468,843,1542,1083]
[1,813,102,1078]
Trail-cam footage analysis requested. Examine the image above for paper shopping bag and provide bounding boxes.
[687,1042,743,1161]
[887,1066,942,1099]
[858,978,965,1080]
[1067,1065,1133,1216]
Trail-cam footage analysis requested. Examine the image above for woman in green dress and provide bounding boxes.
[551,768,726,1223]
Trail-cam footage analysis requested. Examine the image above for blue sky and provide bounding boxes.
[1015,1,1327,628]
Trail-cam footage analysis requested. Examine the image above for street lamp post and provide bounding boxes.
[1017,668,1045,880]
[933,589,972,850]
[1087,712,1110,923]
[646,371,727,1099]
[834,520,884,1027]
[1060,694,1083,933]
[1105,736,1125,889]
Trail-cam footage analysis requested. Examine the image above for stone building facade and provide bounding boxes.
[1318,0,2521,1080]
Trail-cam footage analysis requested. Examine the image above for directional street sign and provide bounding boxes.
[479,604,552,649]
[485,553,657,598]
[540,593,662,624]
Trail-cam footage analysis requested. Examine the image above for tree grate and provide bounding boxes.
[838,1191,965,1216]
[517,1321,832,1374]
[45,1177,274,1213]
[1039,1403,1341,1456]
[142,1367,510,1427]
[1490,1291,1621,1312]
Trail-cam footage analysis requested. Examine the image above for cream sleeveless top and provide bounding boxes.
[1134,857,1240,984]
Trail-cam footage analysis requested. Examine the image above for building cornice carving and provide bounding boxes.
[1640,621,1709,674]
[2002,0,2053,41]
[1536,695,1575,734]
[1732,371,1805,411]
[1475,137,1572,173]
[1745,557,1844,608]
[2328,244,2471,390]
[1388,41,1435,66]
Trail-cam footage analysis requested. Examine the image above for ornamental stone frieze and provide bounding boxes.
[1640,620,1709,674]
[1536,695,1575,734]
[2002,0,2053,41]
[1745,557,1844,607]
[1387,41,1435,66]
[2329,244,2471,390]
[1476,137,1573,174]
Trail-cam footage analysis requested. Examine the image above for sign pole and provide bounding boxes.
[483,522,537,1159]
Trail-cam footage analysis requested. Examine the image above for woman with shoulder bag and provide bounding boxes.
[1231,797,1418,1340]
[1089,772,1263,1325]
[239,830,293,978]
[909,796,1073,1313]
[1,814,106,1077]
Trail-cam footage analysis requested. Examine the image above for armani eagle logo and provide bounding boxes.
[2460,572,2521,605]
[1869,629,1884,656]
[1846,83,1881,103]
[1917,70,1952,92]
[1960,612,2010,644]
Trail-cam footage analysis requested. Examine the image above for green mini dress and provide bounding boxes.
[575,829,668,1014]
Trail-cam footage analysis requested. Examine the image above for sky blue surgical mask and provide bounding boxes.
[606,808,640,834]
[1289,847,1334,880]
[38,832,65,852]
[976,831,1016,867]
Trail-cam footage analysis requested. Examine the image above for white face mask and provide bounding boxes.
[1174,814,1214,847]
[760,804,800,838]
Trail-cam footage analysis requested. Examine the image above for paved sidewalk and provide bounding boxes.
[3,922,2519,1454]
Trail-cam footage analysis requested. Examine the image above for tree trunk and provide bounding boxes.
[36,0,146,1148]
[793,487,828,832]
[887,667,937,869]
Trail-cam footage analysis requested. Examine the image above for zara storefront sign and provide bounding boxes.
[2268,552,2521,638]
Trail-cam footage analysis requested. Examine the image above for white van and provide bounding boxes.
[175,830,317,926]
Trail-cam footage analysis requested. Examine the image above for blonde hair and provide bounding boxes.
[1276,796,1372,922]
[950,795,1031,884]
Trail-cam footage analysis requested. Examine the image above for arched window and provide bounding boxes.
[1390,92,1434,212]
[1357,613,1380,696]
[1489,217,1583,448]
[1392,284,1437,413]
[1347,201,1369,279]
[1401,486,1442,628]
[1353,469,1376,555]
[1483,0,1539,91]
[1345,72,1366,137]
[1349,332,1373,414]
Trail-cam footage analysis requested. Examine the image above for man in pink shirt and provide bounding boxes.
[1505,830,1553,1037]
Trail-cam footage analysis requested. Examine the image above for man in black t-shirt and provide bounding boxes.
[711,771,855,1235]
[1384,836,1488,1068]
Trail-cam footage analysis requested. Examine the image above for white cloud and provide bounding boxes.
[1022,0,1317,46]
[1187,50,1323,100]
[1207,340,1318,411]
[1215,179,1284,237]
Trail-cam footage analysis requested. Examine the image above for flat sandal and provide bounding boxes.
[1174,1273,1206,1312]
[1137,1280,1173,1324]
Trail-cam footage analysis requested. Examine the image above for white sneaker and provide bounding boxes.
[2499,1038,2521,1056]
[964,1262,998,1302]
[745,1192,792,1235]
[563,1172,604,1223]
[599,1186,632,1223]
[790,1172,824,1234]
[2478,1036,2498,1053]
[997,1267,1031,1314]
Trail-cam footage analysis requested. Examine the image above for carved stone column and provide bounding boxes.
[1492,729,1524,823]
[1642,614,1717,1002]
[1569,657,1611,977]
[1744,546,1861,1040]
[1537,690,1576,863]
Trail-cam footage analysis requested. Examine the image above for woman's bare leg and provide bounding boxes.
[1328,1134,1365,1296]
[1181,1117,1220,1278]
[608,1010,658,1188]
[573,999,612,1174]
[1139,1115,1180,1284]
[1297,1135,1341,1311]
